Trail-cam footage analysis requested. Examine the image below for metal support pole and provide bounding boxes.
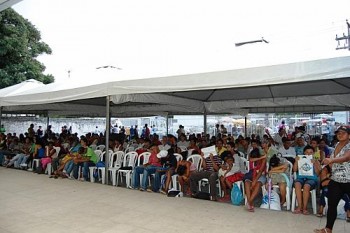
[46,111,50,129]
[244,116,247,138]
[204,111,207,136]
[0,107,2,129]
[166,114,169,135]
[104,96,110,184]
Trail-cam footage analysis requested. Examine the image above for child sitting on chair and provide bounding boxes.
[268,154,288,208]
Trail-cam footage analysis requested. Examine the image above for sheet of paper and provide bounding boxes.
[201,146,217,158]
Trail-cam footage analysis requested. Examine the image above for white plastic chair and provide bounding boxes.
[46,146,61,176]
[168,153,184,190]
[96,145,106,151]
[124,146,135,153]
[291,172,317,214]
[137,152,152,184]
[186,154,203,171]
[89,150,106,183]
[178,146,188,152]
[266,160,293,210]
[116,151,138,187]
[109,151,125,186]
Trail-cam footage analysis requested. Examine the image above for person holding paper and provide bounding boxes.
[315,125,350,233]
[293,145,321,215]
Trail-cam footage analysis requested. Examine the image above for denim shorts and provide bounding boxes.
[243,170,267,184]
[294,178,317,190]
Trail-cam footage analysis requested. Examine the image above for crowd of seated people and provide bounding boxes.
[0,123,349,222]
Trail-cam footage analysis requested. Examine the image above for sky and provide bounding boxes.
[12,0,350,83]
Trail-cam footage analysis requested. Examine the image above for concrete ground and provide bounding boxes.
[0,167,349,233]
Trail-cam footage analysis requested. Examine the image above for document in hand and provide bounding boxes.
[201,145,217,158]
[297,154,313,177]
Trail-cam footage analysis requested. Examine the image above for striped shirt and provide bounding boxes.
[204,156,222,172]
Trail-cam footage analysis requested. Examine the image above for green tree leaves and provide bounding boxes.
[0,8,54,88]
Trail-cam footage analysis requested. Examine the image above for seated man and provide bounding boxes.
[132,145,162,191]
[189,150,222,201]
[278,137,296,164]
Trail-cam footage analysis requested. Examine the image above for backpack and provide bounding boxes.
[192,192,211,200]
[231,183,243,205]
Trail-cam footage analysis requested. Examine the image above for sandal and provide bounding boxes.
[293,209,302,214]
[313,228,331,233]
[302,209,310,215]
[246,204,254,212]
[347,216,350,223]
[316,212,323,217]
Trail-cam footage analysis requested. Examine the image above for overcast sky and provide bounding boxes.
[13,0,350,83]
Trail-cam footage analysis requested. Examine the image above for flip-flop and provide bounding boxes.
[246,204,254,212]
[302,210,310,215]
[316,213,323,217]
[313,228,330,233]
[293,209,302,214]
[346,216,350,222]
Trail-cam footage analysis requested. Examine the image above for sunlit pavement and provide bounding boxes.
[0,167,349,233]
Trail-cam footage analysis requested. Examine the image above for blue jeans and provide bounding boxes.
[73,161,95,181]
[320,186,350,211]
[132,165,161,189]
[152,167,171,192]
[64,160,75,175]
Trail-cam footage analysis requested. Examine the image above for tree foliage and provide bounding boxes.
[0,8,54,89]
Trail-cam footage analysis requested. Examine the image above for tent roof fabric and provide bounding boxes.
[1,56,350,116]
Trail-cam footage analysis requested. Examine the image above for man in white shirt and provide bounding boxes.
[278,137,296,158]
[273,128,287,149]
[158,136,171,151]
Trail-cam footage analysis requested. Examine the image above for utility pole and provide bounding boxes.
[335,20,350,50]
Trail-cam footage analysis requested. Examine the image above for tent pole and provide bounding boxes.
[46,111,50,129]
[244,116,247,138]
[0,107,2,129]
[204,111,207,137]
[104,96,111,185]
[166,114,169,136]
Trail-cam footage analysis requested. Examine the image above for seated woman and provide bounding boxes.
[293,145,321,215]
[244,147,267,212]
[169,159,196,195]
[268,154,288,208]
[39,141,57,173]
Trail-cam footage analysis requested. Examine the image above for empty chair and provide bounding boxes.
[109,151,125,186]
[116,151,138,188]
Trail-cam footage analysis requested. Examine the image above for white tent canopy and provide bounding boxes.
[1,56,350,116]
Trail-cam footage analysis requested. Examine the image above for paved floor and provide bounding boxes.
[0,167,349,233]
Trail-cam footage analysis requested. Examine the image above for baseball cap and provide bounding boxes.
[335,125,350,134]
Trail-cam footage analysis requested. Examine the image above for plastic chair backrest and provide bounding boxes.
[96,145,106,151]
[240,157,249,172]
[53,146,61,157]
[187,154,203,171]
[125,147,135,153]
[137,152,152,166]
[178,146,188,152]
[113,151,124,168]
[124,151,138,168]
[174,153,183,162]
[94,150,103,158]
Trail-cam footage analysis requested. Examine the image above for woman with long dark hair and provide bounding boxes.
[314,126,350,233]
